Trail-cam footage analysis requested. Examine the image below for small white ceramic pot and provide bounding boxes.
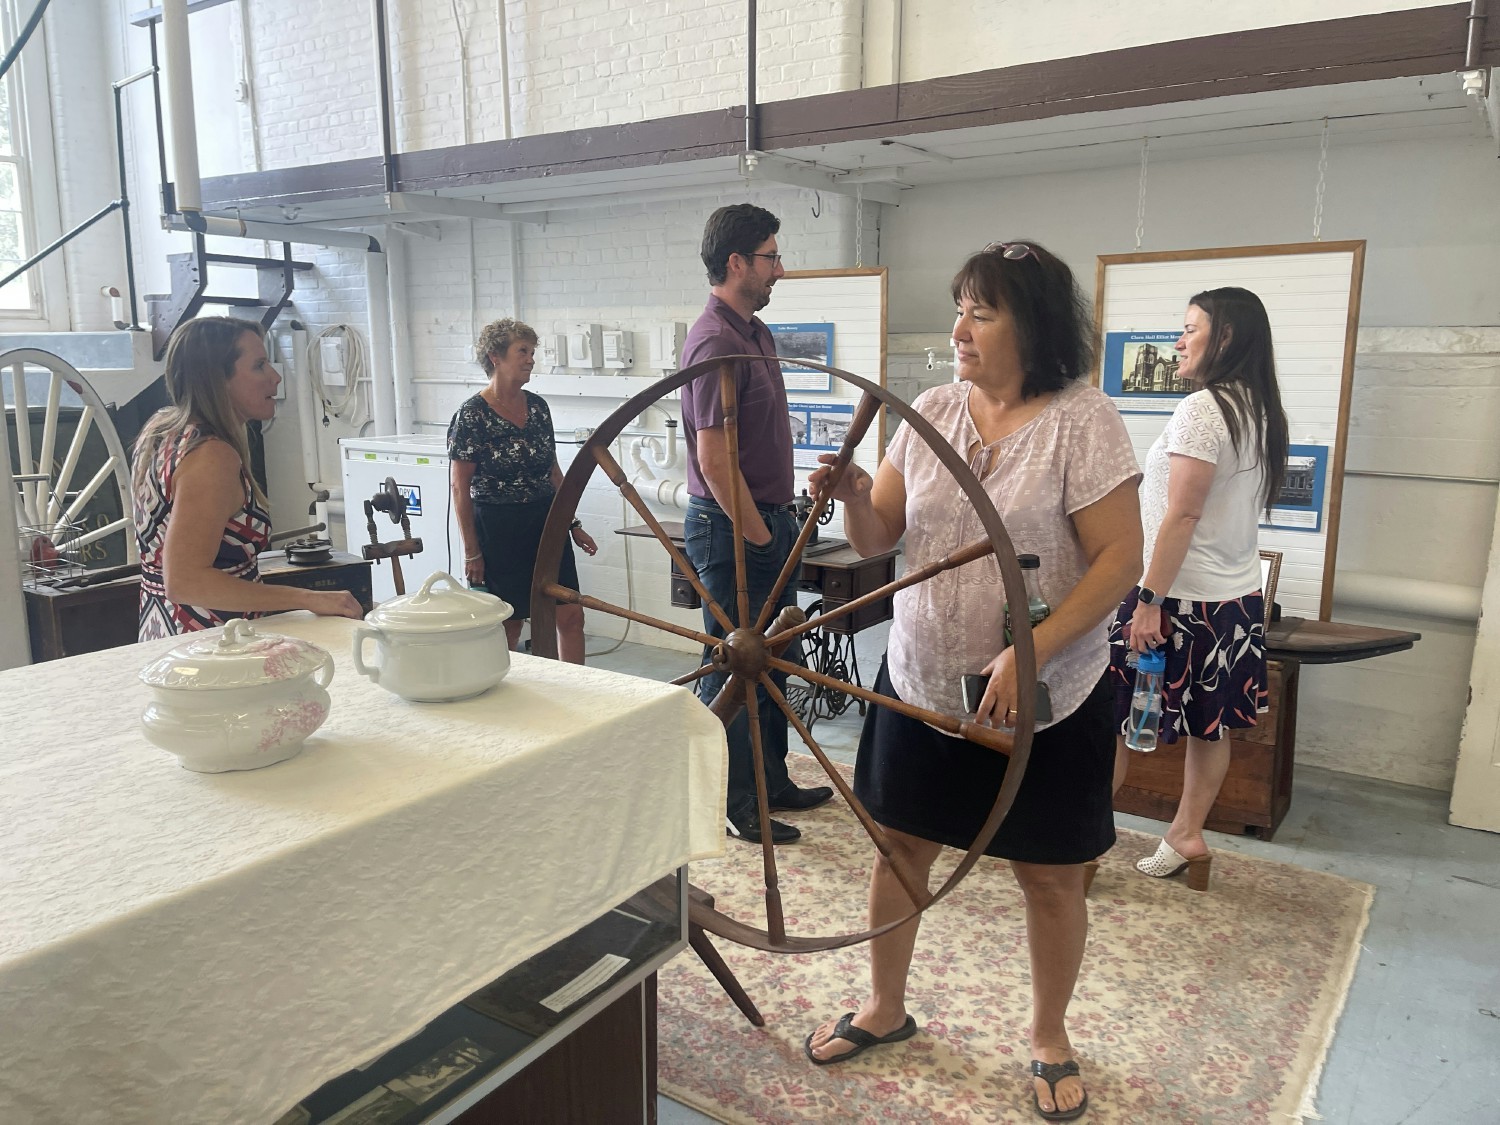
[139,619,335,773]
[352,571,513,702]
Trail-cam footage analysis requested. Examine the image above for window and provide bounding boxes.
[0,0,45,317]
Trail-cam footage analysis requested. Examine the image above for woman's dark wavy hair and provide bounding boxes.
[1187,287,1289,512]
[949,240,1094,400]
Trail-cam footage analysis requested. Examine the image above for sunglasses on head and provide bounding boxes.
[983,241,1039,262]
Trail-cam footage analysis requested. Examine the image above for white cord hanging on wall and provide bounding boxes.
[1312,118,1330,241]
[1134,137,1150,251]
[306,325,370,426]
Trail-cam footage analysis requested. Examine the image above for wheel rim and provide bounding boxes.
[3,349,138,581]
[530,356,1042,953]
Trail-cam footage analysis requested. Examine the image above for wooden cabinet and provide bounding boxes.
[22,553,374,663]
[1114,660,1299,840]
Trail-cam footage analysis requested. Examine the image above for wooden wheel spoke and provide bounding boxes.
[717,361,752,628]
[767,536,996,648]
[754,391,882,633]
[591,443,736,634]
[757,673,930,910]
[541,582,719,649]
[670,662,717,688]
[741,687,787,943]
[765,653,1014,757]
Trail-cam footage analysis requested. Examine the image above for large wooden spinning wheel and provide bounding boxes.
[531,358,1041,956]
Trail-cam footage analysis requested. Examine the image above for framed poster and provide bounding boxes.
[1101,330,1192,414]
[1093,241,1365,620]
[1262,444,1329,533]
[768,322,835,392]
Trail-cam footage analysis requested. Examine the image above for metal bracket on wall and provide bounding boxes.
[736,152,902,206]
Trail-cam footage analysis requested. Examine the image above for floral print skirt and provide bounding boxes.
[1108,588,1268,744]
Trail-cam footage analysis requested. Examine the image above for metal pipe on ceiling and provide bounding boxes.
[160,0,202,212]
[373,0,397,194]
[745,0,758,155]
[1467,0,1489,70]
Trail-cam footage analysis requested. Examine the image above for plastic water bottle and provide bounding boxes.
[1125,648,1166,752]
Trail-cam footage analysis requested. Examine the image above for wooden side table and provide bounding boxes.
[1114,618,1420,840]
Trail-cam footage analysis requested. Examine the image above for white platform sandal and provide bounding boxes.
[1136,839,1212,891]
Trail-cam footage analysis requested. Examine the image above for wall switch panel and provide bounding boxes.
[601,329,633,369]
[566,323,603,368]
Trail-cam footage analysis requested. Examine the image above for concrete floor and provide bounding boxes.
[586,624,1500,1125]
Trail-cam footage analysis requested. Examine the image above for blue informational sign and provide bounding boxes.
[768,322,835,392]
[397,483,423,516]
[1101,330,1190,414]
[1262,444,1328,533]
[787,400,855,468]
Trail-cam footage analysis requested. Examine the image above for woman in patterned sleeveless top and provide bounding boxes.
[133,317,363,640]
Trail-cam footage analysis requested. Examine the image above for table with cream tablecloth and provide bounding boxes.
[0,613,726,1124]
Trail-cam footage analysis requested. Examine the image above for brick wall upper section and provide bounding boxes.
[245,0,863,171]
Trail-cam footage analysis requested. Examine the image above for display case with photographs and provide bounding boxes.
[284,871,685,1125]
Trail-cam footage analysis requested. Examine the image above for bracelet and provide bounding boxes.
[568,518,583,532]
[464,552,482,561]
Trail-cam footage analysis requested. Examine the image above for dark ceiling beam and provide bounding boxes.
[199,2,1497,214]
[759,3,1500,147]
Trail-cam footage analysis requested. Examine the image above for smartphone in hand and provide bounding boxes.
[960,675,1053,723]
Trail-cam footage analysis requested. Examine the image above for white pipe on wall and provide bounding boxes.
[161,0,202,212]
[386,230,416,433]
[1333,572,1482,624]
[364,251,397,436]
[287,323,322,491]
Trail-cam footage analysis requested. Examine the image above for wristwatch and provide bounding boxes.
[1138,586,1161,606]
[568,518,583,531]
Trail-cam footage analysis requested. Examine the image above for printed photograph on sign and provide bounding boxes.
[1101,331,1190,414]
[1262,444,1329,532]
[789,400,854,468]
[768,322,835,392]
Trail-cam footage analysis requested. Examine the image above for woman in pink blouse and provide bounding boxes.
[805,242,1142,1121]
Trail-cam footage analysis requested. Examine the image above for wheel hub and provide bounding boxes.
[712,628,768,678]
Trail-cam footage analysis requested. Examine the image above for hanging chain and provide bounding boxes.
[1312,118,1330,241]
[855,182,865,268]
[1134,137,1150,251]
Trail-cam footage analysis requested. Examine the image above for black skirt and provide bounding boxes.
[474,497,580,620]
[853,659,1116,865]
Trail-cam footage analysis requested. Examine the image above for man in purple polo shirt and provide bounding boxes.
[681,203,833,845]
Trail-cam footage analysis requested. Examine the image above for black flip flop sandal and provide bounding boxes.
[1031,1058,1088,1121]
[804,1011,918,1066]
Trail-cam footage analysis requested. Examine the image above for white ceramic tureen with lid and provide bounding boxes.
[352,571,514,702]
[139,619,336,772]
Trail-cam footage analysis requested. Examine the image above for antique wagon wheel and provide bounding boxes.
[2,349,138,573]
[531,357,1041,954]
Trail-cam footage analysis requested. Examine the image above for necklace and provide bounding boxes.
[484,386,528,426]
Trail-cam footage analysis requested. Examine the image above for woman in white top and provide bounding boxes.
[1108,287,1289,890]
[805,241,1142,1122]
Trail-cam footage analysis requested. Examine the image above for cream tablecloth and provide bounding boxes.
[0,614,726,1124]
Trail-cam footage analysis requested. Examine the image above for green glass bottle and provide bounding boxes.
[1003,554,1051,647]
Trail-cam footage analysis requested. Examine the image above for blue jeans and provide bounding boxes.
[684,499,802,812]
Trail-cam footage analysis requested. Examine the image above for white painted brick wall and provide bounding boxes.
[240,0,862,164]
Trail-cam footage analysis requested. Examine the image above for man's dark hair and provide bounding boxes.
[701,204,781,285]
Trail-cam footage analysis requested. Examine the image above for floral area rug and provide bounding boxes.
[659,758,1372,1124]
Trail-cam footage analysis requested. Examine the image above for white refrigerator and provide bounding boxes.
[339,435,465,604]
